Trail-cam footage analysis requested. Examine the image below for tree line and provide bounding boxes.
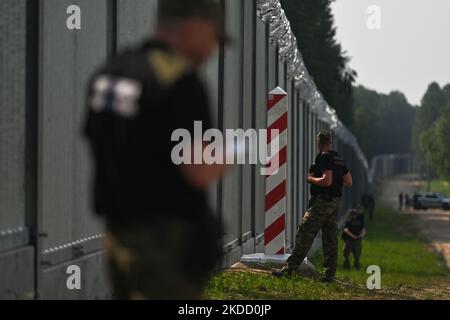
[415,83,450,180]
[352,86,416,162]
[281,0,356,128]
[281,0,449,181]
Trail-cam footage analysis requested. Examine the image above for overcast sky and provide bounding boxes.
[331,0,450,105]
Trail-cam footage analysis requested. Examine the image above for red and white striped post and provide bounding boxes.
[265,87,288,255]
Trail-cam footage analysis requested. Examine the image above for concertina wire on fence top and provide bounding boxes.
[256,0,369,171]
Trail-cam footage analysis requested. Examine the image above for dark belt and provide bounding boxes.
[309,194,341,207]
[311,194,330,201]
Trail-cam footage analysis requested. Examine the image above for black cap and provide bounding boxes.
[158,0,230,43]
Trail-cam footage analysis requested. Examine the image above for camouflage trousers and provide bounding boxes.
[343,239,362,269]
[104,216,222,300]
[287,196,340,280]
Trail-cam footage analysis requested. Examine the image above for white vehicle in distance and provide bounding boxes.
[413,192,450,211]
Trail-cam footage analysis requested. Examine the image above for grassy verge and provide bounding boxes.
[420,179,450,196]
[204,207,449,300]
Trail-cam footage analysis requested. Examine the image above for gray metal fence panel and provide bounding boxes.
[221,0,242,251]
[0,0,27,243]
[286,81,295,249]
[39,0,108,254]
[302,101,308,218]
[297,97,305,223]
[201,49,220,221]
[0,0,34,300]
[312,114,316,158]
[268,44,277,91]
[199,1,220,219]
[277,61,285,89]
[241,0,256,253]
[254,18,268,252]
[117,0,159,50]
[305,105,312,208]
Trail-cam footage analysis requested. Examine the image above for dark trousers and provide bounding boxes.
[343,239,362,269]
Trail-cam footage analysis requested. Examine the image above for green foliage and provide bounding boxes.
[413,82,449,152]
[443,84,450,102]
[413,82,450,179]
[352,86,416,162]
[420,106,450,181]
[420,180,450,196]
[281,0,356,127]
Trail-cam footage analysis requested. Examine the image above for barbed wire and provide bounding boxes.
[256,0,369,171]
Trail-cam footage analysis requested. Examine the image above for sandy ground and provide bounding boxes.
[379,174,450,269]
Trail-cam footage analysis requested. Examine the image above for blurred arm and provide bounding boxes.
[359,229,367,238]
[180,143,229,189]
[308,170,333,187]
[344,228,357,239]
[181,163,227,189]
[343,172,353,188]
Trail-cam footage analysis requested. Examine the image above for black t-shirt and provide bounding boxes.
[83,40,213,227]
[343,215,365,240]
[310,150,349,198]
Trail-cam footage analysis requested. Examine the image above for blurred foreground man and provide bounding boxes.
[274,132,353,282]
[84,0,228,299]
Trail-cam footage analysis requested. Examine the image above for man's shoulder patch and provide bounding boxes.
[148,50,191,86]
[89,75,143,119]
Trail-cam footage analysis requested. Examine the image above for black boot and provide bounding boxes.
[272,265,295,277]
[320,276,335,283]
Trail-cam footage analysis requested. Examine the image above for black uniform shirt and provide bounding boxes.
[344,215,365,238]
[310,150,349,198]
[84,40,213,227]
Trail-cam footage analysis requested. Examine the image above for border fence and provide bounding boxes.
[0,0,369,299]
[369,154,418,184]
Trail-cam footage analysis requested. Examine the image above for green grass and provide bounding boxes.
[420,179,450,196]
[204,207,449,300]
[312,207,448,287]
[205,270,374,300]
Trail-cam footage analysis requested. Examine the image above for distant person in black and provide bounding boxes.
[342,208,366,270]
[405,194,411,210]
[274,132,353,282]
[399,192,404,211]
[361,193,375,221]
[83,0,229,300]
[413,192,419,210]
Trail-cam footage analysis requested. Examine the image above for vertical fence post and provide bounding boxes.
[264,87,288,255]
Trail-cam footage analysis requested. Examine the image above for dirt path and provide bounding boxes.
[379,174,450,268]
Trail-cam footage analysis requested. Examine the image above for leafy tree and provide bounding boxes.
[420,106,450,181]
[412,82,447,151]
[352,86,416,162]
[443,84,450,103]
[281,0,356,128]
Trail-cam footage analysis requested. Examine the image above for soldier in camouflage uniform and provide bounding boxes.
[274,132,353,282]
